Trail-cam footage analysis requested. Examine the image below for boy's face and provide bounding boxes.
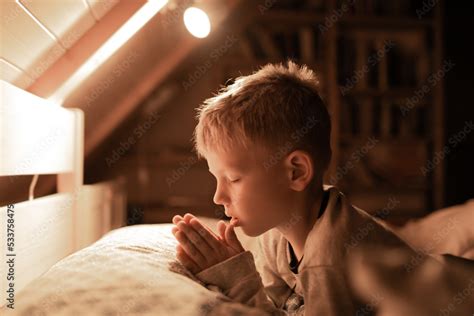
[206,143,295,237]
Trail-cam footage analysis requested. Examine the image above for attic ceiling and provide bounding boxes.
[0,0,120,89]
[0,0,257,201]
[1,0,252,157]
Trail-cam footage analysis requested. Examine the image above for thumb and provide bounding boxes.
[225,224,244,253]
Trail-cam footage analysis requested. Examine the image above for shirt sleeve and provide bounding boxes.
[196,251,289,315]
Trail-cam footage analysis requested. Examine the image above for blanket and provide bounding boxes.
[1,223,263,316]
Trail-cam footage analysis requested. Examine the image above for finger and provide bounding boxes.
[189,218,222,252]
[183,214,221,241]
[172,215,184,225]
[175,230,208,267]
[176,245,200,274]
[225,224,245,253]
[192,218,221,240]
[217,220,227,242]
[177,221,214,256]
[183,213,195,224]
[186,217,219,239]
[171,226,179,235]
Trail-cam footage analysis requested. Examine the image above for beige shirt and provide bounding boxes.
[196,186,417,315]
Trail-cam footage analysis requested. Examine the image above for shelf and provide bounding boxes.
[341,88,432,101]
[339,135,429,144]
[232,3,442,213]
[260,11,433,29]
[339,15,433,29]
[261,10,326,24]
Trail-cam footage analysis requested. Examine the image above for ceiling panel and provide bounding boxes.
[19,0,96,49]
[0,1,65,79]
[86,0,120,20]
[0,58,33,89]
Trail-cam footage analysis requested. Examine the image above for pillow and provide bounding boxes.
[392,199,474,259]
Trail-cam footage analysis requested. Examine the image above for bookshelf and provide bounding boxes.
[218,0,443,223]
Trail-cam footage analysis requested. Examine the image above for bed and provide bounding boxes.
[1,219,267,316]
[0,80,126,314]
[1,80,473,315]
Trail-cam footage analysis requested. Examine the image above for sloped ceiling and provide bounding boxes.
[1,0,252,160]
[0,0,256,203]
[1,0,120,89]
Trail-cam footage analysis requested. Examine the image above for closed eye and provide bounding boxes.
[229,178,240,183]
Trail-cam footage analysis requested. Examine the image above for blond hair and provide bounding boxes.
[193,61,332,175]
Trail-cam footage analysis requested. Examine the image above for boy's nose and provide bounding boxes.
[213,185,229,205]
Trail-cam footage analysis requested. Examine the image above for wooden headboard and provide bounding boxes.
[0,80,126,305]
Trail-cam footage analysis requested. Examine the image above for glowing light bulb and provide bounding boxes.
[183,7,210,38]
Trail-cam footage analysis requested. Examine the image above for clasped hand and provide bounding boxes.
[172,213,245,274]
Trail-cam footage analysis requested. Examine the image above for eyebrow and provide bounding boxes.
[208,167,242,176]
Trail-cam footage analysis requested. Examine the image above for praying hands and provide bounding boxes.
[172,213,245,274]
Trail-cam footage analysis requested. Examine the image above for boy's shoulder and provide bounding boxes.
[256,185,413,267]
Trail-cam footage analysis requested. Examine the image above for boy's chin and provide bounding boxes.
[239,225,268,237]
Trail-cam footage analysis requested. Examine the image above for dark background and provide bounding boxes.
[444,1,474,206]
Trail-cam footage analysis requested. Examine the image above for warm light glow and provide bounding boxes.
[183,7,211,38]
[49,0,168,104]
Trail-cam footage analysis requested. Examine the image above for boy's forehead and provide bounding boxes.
[206,145,269,173]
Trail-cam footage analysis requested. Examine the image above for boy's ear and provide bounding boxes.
[284,150,314,191]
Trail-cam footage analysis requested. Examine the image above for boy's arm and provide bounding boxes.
[172,215,292,314]
[198,250,358,316]
[196,250,289,314]
[298,266,357,315]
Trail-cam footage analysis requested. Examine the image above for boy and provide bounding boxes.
[171,61,416,315]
